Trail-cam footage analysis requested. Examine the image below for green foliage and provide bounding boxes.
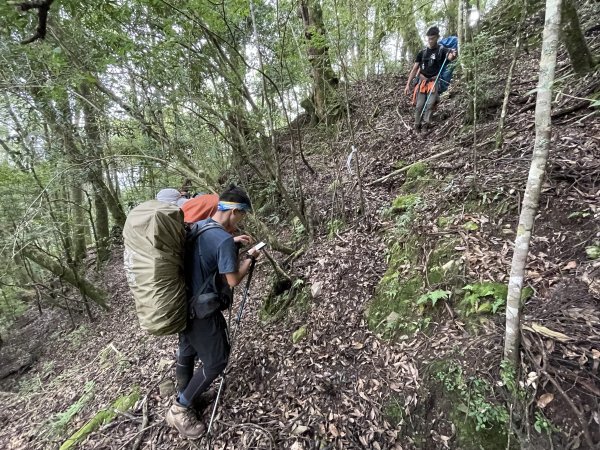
[49,381,96,436]
[291,217,306,243]
[327,219,344,239]
[417,289,451,307]
[0,288,29,335]
[458,30,499,123]
[391,194,420,213]
[462,220,479,231]
[585,244,600,260]
[434,362,509,432]
[383,395,404,425]
[534,411,557,435]
[406,162,428,180]
[261,277,310,322]
[459,282,508,316]
[292,325,308,343]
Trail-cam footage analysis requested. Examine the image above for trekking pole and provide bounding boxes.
[206,256,257,440]
[419,54,449,123]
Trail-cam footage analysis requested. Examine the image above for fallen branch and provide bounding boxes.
[367,147,454,186]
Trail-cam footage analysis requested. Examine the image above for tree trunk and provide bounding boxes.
[21,247,108,309]
[496,21,524,149]
[299,0,340,124]
[401,0,422,62]
[79,83,111,260]
[504,0,562,366]
[94,191,110,262]
[445,0,459,36]
[457,0,465,55]
[71,184,87,264]
[560,0,594,74]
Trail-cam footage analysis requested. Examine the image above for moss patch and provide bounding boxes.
[406,162,428,180]
[59,387,139,450]
[391,194,420,213]
[261,277,310,322]
[366,274,424,337]
[292,325,308,343]
[425,360,515,450]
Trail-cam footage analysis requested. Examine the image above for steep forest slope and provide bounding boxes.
[1,3,599,450]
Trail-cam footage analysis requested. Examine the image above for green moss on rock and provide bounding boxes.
[406,162,428,180]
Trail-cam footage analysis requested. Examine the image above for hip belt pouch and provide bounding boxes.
[190,292,222,319]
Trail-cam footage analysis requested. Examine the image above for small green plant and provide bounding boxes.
[406,162,428,180]
[391,194,420,213]
[290,217,305,242]
[462,220,479,231]
[49,381,95,436]
[327,219,344,239]
[586,244,600,260]
[567,210,591,219]
[435,362,509,432]
[383,396,404,425]
[534,411,557,434]
[417,289,451,307]
[460,282,508,316]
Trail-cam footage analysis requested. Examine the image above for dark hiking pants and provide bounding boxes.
[176,312,230,406]
[415,84,439,128]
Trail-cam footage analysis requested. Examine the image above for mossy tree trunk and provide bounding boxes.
[445,0,459,36]
[560,0,594,74]
[401,0,423,62]
[21,247,108,310]
[70,184,87,265]
[504,0,562,365]
[79,83,110,261]
[299,0,340,125]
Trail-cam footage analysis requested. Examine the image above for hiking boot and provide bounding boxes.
[166,400,206,439]
[414,124,422,133]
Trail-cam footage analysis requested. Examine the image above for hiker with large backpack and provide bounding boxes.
[403,26,457,132]
[166,185,260,439]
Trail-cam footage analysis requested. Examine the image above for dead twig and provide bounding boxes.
[367,147,453,186]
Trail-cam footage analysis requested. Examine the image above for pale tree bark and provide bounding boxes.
[504,0,562,365]
[457,0,465,56]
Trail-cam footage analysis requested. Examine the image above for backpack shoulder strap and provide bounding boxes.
[186,221,225,244]
[185,222,227,297]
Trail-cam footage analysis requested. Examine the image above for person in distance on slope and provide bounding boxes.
[166,184,261,439]
[403,26,457,132]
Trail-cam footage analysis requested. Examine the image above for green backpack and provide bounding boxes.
[123,200,188,335]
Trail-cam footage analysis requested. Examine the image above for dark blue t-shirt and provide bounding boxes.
[187,218,238,297]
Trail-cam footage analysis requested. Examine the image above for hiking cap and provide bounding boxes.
[156,188,181,205]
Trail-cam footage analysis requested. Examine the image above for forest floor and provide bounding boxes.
[1,30,600,450]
